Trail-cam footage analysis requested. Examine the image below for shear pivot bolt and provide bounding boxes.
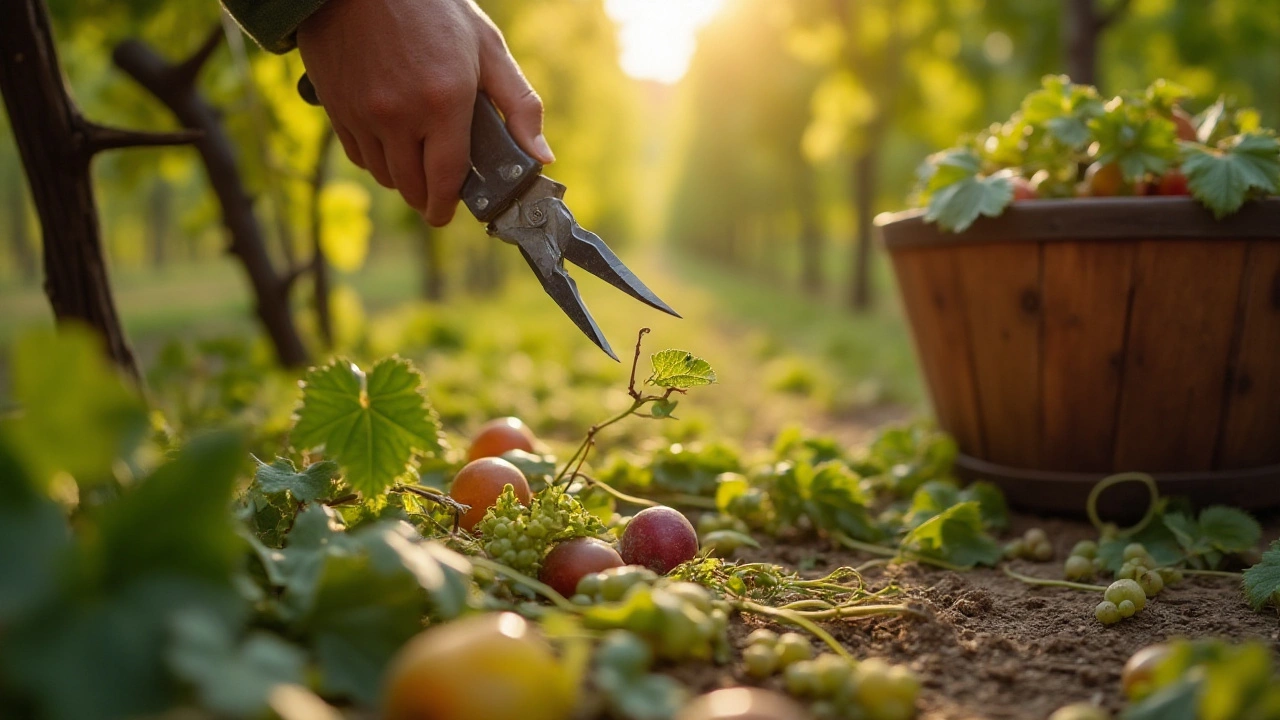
[475,196,489,210]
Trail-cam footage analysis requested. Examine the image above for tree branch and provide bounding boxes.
[1095,0,1133,30]
[172,26,224,88]
[81,121,203,154]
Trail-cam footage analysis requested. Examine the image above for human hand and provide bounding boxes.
[296,0,553,226]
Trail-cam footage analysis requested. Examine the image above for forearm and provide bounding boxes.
[221,0,330,53]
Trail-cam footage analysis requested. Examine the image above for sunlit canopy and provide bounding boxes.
[604,0,725,84]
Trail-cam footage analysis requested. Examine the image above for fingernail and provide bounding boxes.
[532,134,555,163]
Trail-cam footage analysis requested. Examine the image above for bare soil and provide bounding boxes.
[680,514,1280,720]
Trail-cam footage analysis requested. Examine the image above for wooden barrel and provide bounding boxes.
[877,197,1280,514]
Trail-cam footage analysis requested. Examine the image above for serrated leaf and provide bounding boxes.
[647,349,717,389]
[1181,133,1280,218]
[1197,506,1260,554]
[254,457,341,504]
[1090,102,1178,181]
[168,609,306,718]
[805,461,881,542]
[651,398,679,419]
[292,358,444,495]
[4,326,148,487]
[923,161,1015,233]
[1242,540,1280,610]
[1021,74,1103,148]
[899,501,1001,569]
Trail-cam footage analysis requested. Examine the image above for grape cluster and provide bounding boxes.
[1005,527,1053,562]
[580,577,732,663]
[1095,579,1148,625]
[575,565,661,603]
[1115,543,1177,596]
[742,631,919,720]
[476,484,607,577]
[1063,540,1099,580]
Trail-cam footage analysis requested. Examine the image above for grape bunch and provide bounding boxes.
[476,484,608,577]
[1063,540,1099,580]
[1004,527,1053,562]
[741,629,814,678]
[1114,542,1177,596]
[581,579,732,663]
[782,652,920,720]
[1095,579,1148,625]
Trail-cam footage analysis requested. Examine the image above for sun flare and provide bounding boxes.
[604,0,726,84]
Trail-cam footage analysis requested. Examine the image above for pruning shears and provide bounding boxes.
[297,75,679,360]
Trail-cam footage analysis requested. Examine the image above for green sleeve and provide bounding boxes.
[221,0,330,53]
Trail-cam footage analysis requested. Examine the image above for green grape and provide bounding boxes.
[775,633,813,667]
[1070,540,1098,559]
[1117,599,1137,618]
[784,660,818,696]
[1105,579,1147,612]
[746,628,779,649]
[811,654,855,697]
[1122,543,1150,563]
[596,630,653,678]
[743,643,779,678]
[1138,570,1164,597]
[1064,555,1094,580]
[1024,528,1049,547]
[1095,600,1122,625]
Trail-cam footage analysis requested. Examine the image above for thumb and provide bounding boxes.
[483,47,554,164]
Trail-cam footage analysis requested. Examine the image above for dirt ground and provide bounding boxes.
[690,513,1280,720]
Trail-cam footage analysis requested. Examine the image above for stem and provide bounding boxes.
[1176,568,1242,579]
[739,601,852,660]
[647,493,719,510]
[627,327,651,400]
[576,473,659,508]
[792,603,928,621]
[394,484,470,527]
[1002,565,1108,592]
[553,400,642,485]
[1086,472,1159,537]
[779,599,836,611]
[833,533,972,572]
[470,556,580,613]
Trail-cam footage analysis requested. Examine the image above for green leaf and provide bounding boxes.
[650,398,679,419]
[254,457,341,504]
[1181,133,1280,218]
[167,609,307,718]
[1021,74,1104,148]
[647,349,717,389]
[900,501,1002,569]
[1089,100,1178,181]
[1120,677,1201,720]
[921,152,1015,233]
[4,326,148,487]
[1242,540,1280,611]
[0,498,68,624]
[90,432,247,589]
[1098,520,1183,573]
[804,461,881,543]
[292,357,444,495]
[1197,506,1261,554]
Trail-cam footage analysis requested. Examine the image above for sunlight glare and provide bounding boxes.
[604,0,726,84]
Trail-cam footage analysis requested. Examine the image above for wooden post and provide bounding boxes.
[0,0,201,379]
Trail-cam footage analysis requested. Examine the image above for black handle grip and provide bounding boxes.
[297,74,540,223]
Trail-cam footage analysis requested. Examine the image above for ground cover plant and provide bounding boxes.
[1,318,1277,720]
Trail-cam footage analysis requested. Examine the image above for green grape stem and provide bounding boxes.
[1086,472,1159,537]
[1002,565,1108,592]
[1167,567,1242,579]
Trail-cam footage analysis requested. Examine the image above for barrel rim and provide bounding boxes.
[876,196,1280,249]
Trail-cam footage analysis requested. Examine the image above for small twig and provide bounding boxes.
[1003,565,1108,592]
[627,328,651,400]
[1174,568,1242,579]
[172,25,224,88]
[394,484,470,526]
[324,493,359,507]
[82,122,203,154]
[574,472,659,508]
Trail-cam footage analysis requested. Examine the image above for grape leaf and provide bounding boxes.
[906,480,1009,531]
[1098,519,1183,573]
[1120,677,1201,720]
[292,357,444,495]
[4,326,148,487]
[1180,133,1280,218]
[1242,540,1280,610]
[900,501,1002,568]
[1089,100,1178,181]
[647,349,717,389]
[919,149,1014,233]
[1197,506,1261,554]
[804,461,881,543]
[254,457,341,504]
[168,609,306,718]
[1020,74,1104,147]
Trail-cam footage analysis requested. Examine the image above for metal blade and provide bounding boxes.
[561,225,681,318]
[515,244,619,361]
